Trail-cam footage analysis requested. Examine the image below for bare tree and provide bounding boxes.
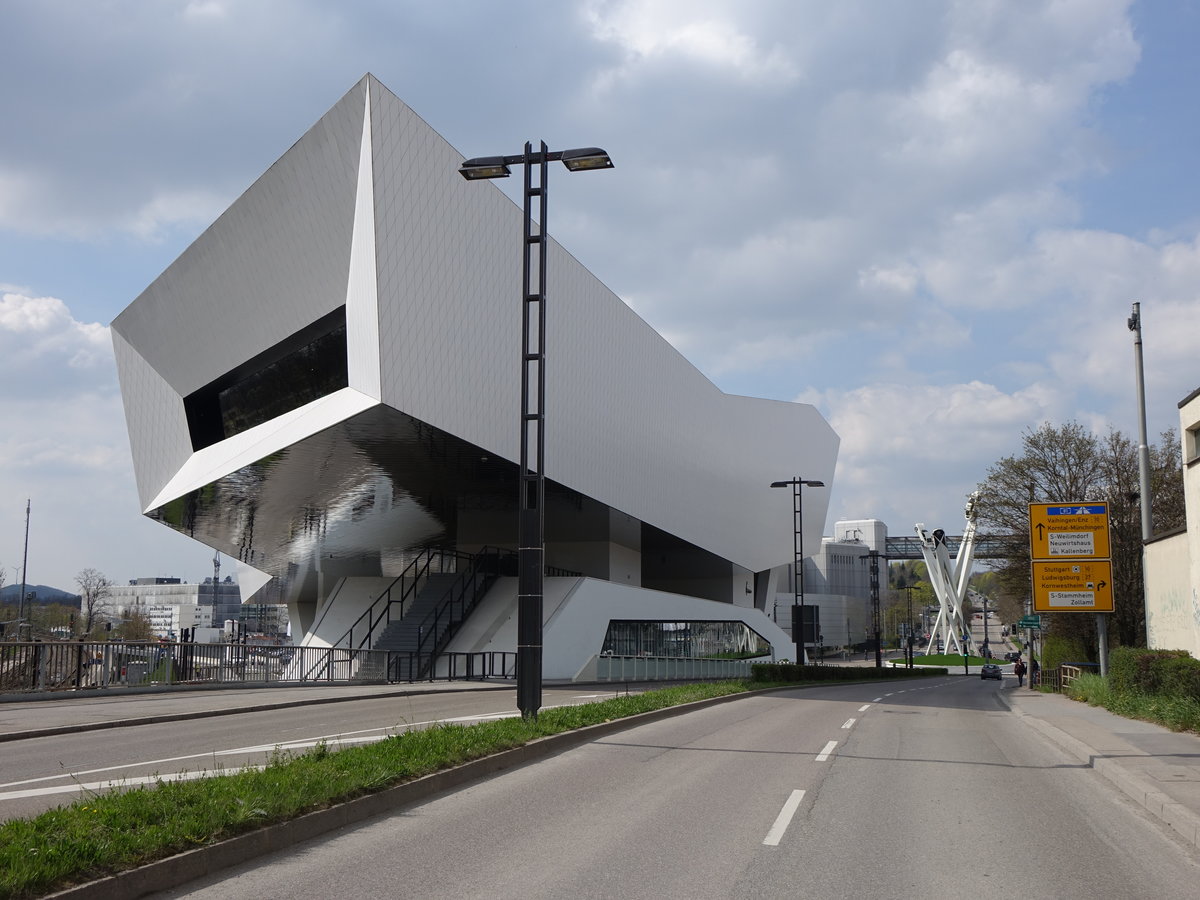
[75,568,113,634]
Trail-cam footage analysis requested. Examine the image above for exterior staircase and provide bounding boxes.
[371,573,462,654]
[338,549,511,681]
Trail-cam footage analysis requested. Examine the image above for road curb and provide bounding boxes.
[1007,694,1200,852]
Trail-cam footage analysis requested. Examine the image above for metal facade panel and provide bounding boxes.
[112,79,367,397]
[345,82,381,400]
[112,74,838,582]
[363,78,837,572]
[370,78,519,462]
[111,329,195,510]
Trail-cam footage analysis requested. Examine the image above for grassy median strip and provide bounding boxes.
[0,672,939,898]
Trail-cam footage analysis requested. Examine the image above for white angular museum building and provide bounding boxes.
[111,75,839,679]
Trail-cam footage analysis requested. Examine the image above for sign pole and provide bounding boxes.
[1097,613,1109,677]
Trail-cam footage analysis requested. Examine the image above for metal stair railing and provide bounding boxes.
[411,547,513,673]
[334,547,460,651]
[299,548,460,682]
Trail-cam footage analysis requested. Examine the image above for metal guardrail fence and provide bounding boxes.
[592,654,755,682]
[0,640,516,695]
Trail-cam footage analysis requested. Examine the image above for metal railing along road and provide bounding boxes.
[0,640,515,695]
[1055,662,1098,693]
[592,654,756,682]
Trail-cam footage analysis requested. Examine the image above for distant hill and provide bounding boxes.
[0,584,81,606]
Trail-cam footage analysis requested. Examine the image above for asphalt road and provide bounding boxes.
[0,686,622,822]
[154,678,1200,899]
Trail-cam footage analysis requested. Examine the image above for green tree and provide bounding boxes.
[116,601,154,641]
[976,422,1184,653]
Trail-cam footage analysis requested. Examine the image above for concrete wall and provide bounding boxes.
[301,576,397,649]
[774,592,869,650]
[1144,532,1198,656]
[1143,389,1200,658]
[446,577,792,681]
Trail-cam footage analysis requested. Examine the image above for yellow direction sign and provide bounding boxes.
[1032,559,1114,612]
[1029,502,1110,560]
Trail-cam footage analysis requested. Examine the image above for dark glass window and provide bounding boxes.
[601,620,771,659]
[185,307,348,450]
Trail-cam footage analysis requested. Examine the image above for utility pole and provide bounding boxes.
[861,550,884,668]
[18,499,30,626]
[1127,301,1151,650]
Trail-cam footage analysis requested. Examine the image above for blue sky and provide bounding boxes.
[2,0,1198,591]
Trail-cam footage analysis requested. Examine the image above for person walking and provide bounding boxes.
[1014,658,1027,687]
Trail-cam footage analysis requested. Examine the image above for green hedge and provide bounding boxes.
[1108,646,1200,700]
[1042,633,1091,672]
[750,663,947,683]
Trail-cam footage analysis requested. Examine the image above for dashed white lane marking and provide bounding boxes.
[872,697,883,702]
[858,704,871,712]
[815,741,838,762]
[841,718,856,729]
[763,789,806,846]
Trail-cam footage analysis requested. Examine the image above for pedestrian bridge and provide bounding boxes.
[884,534,1013,560]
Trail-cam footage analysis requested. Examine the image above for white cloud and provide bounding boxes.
[816,379,1062,530]
[584,0,801,86]
[184,0,229,21]
[2,0,1194,587]
[0,287,196,588]
[0,292,112,379]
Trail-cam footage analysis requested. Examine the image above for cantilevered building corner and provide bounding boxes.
[112,74,839,677]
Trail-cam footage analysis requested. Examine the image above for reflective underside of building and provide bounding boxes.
[111,75,839,667]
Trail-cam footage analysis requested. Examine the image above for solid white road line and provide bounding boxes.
[0,767,266,801]
[815,741,838,762]
[762,789,806,846]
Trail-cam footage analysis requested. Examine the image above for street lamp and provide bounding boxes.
[1127,301,1151,653]
[460,142,613,719]
[771,478,825,664]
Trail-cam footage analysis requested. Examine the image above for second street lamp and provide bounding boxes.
[771,478,825,664]
[459,142,613,719]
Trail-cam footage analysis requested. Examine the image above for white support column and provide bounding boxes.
[916,492,981,658]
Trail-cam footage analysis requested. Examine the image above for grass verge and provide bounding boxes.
[1066,672,1200,733]
[911,654,995,667]
[0,674,920,898]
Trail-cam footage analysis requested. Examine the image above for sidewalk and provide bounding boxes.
[1004,687,1200,851]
